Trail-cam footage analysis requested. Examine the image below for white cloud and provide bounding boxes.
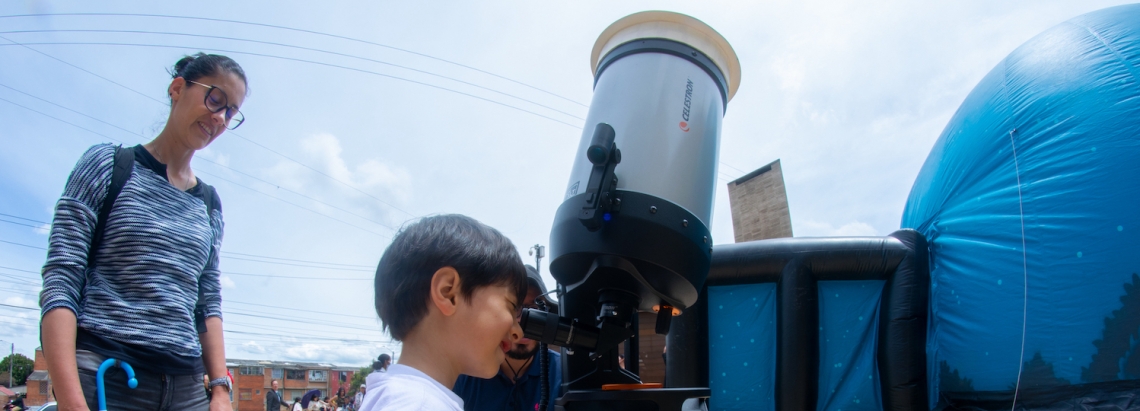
[220,275,237,289]
[4,296,32,307]
[798,219,879,237]
[34,223,50,235]
[242,340,267,354]
[265,133,412,224]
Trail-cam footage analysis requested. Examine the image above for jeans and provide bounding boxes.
[76,350,209,411]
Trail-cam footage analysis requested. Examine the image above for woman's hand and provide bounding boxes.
[209,386,233,411]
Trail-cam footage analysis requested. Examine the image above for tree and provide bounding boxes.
[939,360,974,392]
[348,366,371,396]
[1083,273,1140,382]
[0,354,34,387]
[1010,352,1069,390]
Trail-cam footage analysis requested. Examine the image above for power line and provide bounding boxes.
[0,218,41,229]
[0,36,416,220]
[227,301,376,320]
[0,29,585,121]
[0,266,38,274]
[0,273,40,286]
[223,271,370,282]
[225,309,378,332]
[0,303,37,311]
[223,329,392,346]
[0,41,583,128]
[225,310,380,333]
[0,213,47,225]
[0,239,45,250]
[0,13,589,107]
[0,81,404,233]
[223,252,372,269]
[1,208,378,268]
[221,255,372,272]
[0,27,753,184]
[193,169,392,238]
[193,157,400,232]
[0,34,164,105]
[0,96,393,239]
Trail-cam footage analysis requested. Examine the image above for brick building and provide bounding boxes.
[727,159,794,242]
[22,348,359,410]
[25,348,51,407]
[227,359,357,411]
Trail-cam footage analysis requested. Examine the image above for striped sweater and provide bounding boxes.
[40,143,224,359]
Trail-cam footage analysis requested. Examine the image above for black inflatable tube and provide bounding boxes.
[777,260,819,411]
[707,236,911,286]
[880,230,930,411]
[702,230,929,411]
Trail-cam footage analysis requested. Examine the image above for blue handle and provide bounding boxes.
[96,358,139,411]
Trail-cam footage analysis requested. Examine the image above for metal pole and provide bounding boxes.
[8,343,12,388]
[530,244,545,275]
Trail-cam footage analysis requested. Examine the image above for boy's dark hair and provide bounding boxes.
[374,214,527,341]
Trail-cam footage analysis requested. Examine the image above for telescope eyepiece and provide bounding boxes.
[521,308,600,351]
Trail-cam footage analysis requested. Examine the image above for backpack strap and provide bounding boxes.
[194,181,219,334]
[87,145,135,269]
[200,182,217,218]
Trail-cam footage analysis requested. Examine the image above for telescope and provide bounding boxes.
[520,11,740,411]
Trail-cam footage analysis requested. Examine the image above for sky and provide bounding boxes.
[0,0,1135,367]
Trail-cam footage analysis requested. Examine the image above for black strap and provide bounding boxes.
[87,145,135,269]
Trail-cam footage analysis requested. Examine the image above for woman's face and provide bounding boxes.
[168,71,246,150]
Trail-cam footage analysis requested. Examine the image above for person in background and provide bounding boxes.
[266,380,287,411]
[453,265,562,411]
[352,385,366,411]
[40,52,247,411]
[291,397,303,411]
[372,354,392,374]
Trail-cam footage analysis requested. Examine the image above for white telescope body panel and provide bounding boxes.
[563,52,724,225]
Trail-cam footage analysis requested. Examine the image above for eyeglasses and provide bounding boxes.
[186,80,245,130]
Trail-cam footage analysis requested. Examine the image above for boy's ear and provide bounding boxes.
[429,267,461,316]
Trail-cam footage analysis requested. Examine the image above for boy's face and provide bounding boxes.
[454,282,524,378]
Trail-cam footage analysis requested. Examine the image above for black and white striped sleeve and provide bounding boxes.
[40,144,115,318]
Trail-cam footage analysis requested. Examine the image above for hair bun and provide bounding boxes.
[170,52,206,78]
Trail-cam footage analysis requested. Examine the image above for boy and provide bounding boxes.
[360,214,528,411]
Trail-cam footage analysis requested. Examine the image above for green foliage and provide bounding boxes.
[939,360,974,392]
[0,354,34,386]
[348,366,370,395]
[1083,273,1140,382]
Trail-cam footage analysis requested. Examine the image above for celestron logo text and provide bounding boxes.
[680,79,694,132]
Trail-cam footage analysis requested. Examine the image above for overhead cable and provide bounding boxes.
[0,12,589,107]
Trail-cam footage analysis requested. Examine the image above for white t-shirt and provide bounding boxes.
[357,364,463,411]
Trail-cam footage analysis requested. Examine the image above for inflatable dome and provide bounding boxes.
[902,3,1140,408]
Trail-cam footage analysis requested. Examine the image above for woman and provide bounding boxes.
[292,397,304,411]
[40,53,247,411]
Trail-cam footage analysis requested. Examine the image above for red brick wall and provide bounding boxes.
[26,348,52,406]
[25,380,52,406]
[32,348,47,371]
[327,370,354,398]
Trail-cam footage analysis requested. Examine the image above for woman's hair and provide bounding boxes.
[169,52,248,89]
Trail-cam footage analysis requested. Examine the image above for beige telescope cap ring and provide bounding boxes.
[591,11,741,102]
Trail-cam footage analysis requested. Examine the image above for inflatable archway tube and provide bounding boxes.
[683,230,929,410]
